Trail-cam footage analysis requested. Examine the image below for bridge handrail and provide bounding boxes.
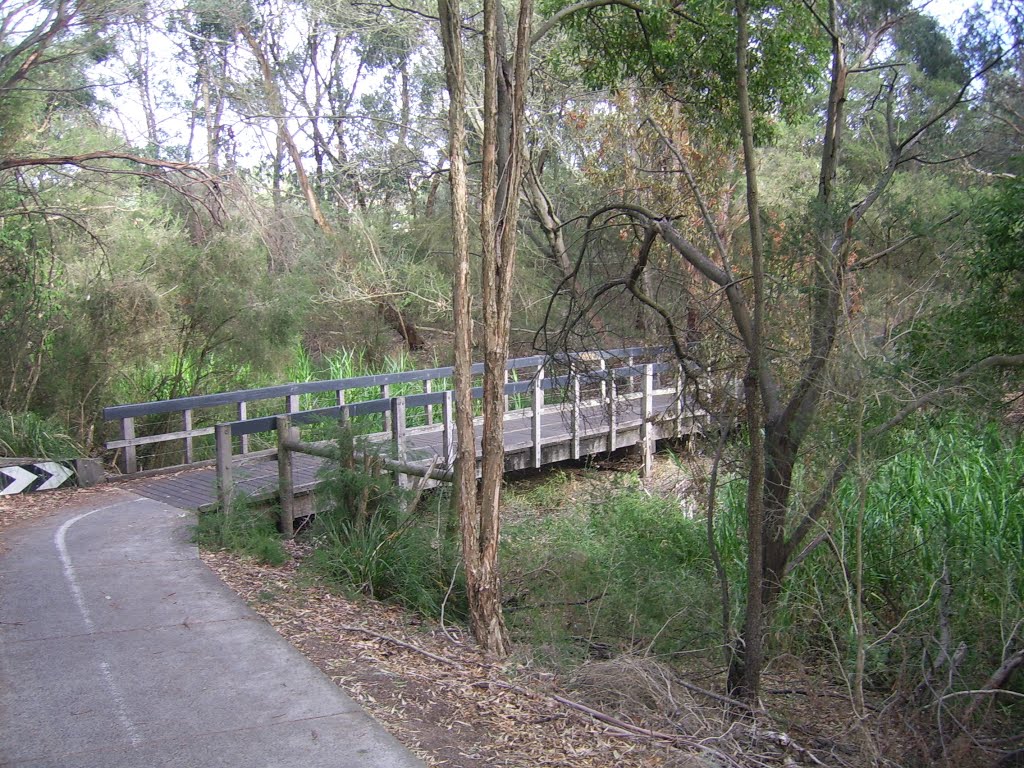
[218,358,696,515]
[102,346,665,421]
[223,361,679,437]
[103,346,673,474]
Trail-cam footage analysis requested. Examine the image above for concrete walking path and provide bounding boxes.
[0,489,424,768]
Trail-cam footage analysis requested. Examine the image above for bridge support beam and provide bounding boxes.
[215,423,234,513]
[640,364,654,478]
[120,417,137,475]
[276,415,298,538]
[570,371,580,460]
[532,372,543,469]
[442,391,454,467]
[606,376,617,454]
[391,396,408,488]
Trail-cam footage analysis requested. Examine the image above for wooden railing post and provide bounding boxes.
[442,390,454,467]
[424,379,434,425]
[286,394,299,414]
[381,384,392,432]
[532,373,543,469]
[640,364,654,477]
[536,364,545,410]
[238,401,250,454]
[627,355,635,393]
[503,368,510,412]
[570,367,581,460]
[276,415,296,538]
[121,417,137,475]
[598,358,607,404]
[182,409,193,465]
[675,363,685,437]
[339,405,355,471]
[215,423,234,513]
[391,395,407,487]
[606,373,617,453]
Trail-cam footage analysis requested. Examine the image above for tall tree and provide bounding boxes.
[540,0,1024,698]
[439,0,533,654]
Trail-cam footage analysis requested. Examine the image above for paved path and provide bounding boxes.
[0,488,423,768]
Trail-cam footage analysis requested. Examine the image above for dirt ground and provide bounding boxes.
[201,543,692,768]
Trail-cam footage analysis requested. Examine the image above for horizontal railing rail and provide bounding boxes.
[103,346,674,475]
[222,361,678,437]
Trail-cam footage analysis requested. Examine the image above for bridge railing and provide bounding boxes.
[221,356,696,517]
[102,346,671,476]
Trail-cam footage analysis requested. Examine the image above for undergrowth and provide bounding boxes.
[193,496,290,566]
[764,417,1024,693]
[0,409,83,458]
[193,413,1021,718]
[502,474,719,668]
[306,433,465,619]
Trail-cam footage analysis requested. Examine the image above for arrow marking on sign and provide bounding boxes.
[1,466,38,495]
[37,462,74,491]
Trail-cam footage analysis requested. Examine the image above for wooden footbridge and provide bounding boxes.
[102,347,704,519]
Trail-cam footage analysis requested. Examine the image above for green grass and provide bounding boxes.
[0,410,83,458]
[718,417,1024,692]
[502,476,719,667]
[193,497,290,566]
[500,417,1022,695]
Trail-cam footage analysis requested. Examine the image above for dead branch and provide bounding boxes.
[338,624,468,669]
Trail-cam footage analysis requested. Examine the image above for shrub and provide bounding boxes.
[308,440,464,618]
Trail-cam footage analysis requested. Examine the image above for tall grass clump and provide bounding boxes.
[730,417,1023,694]
[307,434,464,618]
[0,410,83,458]
[193,497,290,566]
[503,478,719,666]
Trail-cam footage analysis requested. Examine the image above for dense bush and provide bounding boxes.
[308,437,465,619]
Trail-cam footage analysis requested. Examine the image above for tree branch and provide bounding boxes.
[531,0,642,44]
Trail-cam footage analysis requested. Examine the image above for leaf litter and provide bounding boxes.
[200,542,688,768]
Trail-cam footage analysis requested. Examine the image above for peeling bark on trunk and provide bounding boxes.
[440,0,532,657]
[439,0,504,655]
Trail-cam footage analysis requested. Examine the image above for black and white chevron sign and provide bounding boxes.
[0,462,76,495]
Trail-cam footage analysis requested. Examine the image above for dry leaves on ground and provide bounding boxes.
[200,545,687,768]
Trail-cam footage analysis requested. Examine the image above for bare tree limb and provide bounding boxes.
[531,0,642,45]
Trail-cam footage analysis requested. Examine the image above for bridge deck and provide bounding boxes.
[126,392,700,511]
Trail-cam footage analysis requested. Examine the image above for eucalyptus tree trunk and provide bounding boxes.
[439,0,532,656]
[727,0,859,699]
[728,0,768,701]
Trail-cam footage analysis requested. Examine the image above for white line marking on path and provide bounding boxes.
[54,500,143,746]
